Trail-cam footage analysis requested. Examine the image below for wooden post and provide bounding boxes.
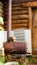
[7,0,12,40]
[28,7,32,29]
[28,7,33,54]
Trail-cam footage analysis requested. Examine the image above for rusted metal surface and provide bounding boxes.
[4,42,27,54]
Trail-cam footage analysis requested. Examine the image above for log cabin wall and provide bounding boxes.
[4,1,33,30]
[4,1,8,30]
[4,2,29,30]
[4,1,37,30]
[12,3,29,30]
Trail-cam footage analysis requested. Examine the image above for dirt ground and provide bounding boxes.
[25,57,37,65]
[5,54,37,65]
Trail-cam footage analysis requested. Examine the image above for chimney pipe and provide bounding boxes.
[7,0,12,40]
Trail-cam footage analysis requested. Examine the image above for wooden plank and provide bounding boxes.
[28,7,32,29]
[12,26,27,29]
[4,2,8,4]
[4,20,28,24]
[33,43,37,48]
[12,20,28,24]
[23,2,37,7]
[12,18,28,20]
[12,26,27,28]
[12,23,27,25]
[28,7,33,54]
[0,13,3,16]
[12,9,28,11]
[4,24,7,25]
[12,15,28,19]
[4,16,8,20]
[4,12,8,15]
[4,5,8,8]
[12,6,28,9]
[12,20,28,29]
[4,19,8,21]
[0,9,3,13]
[12,19,28,22]
[4,21,7,24]
[0,6,3,9]
[32,50,37,55]
[4,9,8,12]
[4,26,7,28]
[32,9,37,55]
[12,3,23,7]
[12,2,37,7]
[0,2,3,6]
[12,7,28,10]
[12,10,28,15]
[12,22,28,24]
[5,15,28,20]
[11,27,27,30]
[12,24,27,26]
[4,24,7,26]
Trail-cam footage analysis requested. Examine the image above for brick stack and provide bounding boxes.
[0,2,4,31]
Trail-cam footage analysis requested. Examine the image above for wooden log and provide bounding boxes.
[0,6,3,9]
[12,20,28,24]
[12,3,23,7]
[4,17,8,21]
[33,43,37,48]
[0,9,3,13]
[12,26,27,28]
[11,27,27,30]
[12,7,28,10]
[23,2,37,7]
[4,2,8,4]
[0,2,3,6]
[4,12,7,15]
[4,7,8,11]
[12,15,28,19]
[12,2,37,7]
[12,10,28,15]
[4,21,7,24]
[12,24,27,27]
[12,21,28,24]
[12,26,28,28]
[0,13,3,16]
